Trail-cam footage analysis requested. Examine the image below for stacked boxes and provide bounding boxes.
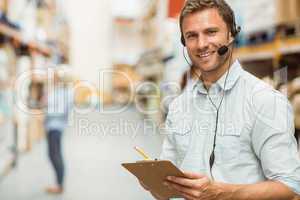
[277,0,300,24]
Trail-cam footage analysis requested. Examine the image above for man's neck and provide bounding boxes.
[201,58,233,89]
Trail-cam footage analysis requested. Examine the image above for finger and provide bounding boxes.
[166,176,199,188]
[166,175,210,189]
[183,171,206,179]
[167,182,202,199]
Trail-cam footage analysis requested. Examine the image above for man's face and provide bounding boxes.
[182,8,232,73]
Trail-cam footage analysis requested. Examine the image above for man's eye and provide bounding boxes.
[208,30,217,34]
[187,34,197,39]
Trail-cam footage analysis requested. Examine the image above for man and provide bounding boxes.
[141,0,300,199]
[44,71,72,194]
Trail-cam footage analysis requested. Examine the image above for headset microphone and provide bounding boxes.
[217,45,229,56]
[217,39,235,56]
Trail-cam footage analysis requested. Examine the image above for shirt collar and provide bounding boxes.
[192,60,243,94]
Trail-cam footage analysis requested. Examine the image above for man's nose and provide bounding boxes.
[196,37,209,50]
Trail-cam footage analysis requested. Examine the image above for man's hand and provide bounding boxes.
[164,172,227,200]
[139,181,167,200]
[165,172,300,200]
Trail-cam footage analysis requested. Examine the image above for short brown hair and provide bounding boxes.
[180,0,239,38]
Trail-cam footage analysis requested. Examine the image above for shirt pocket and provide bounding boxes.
[171,118,192,161]
[215,132,241,164]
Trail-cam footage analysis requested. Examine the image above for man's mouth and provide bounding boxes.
[196,51,215,58]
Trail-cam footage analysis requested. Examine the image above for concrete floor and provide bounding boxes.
[1,106,299,200]
[0,106,163,200]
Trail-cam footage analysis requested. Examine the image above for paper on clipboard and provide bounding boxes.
[122,160,185,199]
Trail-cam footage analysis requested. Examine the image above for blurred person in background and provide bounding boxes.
[44,70,73,194]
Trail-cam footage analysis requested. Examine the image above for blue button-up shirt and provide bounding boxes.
[45,86,72,132]
[161,60,300,197]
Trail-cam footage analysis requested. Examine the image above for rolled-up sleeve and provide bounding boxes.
[251,89,300,195]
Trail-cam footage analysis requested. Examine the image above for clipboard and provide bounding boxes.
[122,160,185,199]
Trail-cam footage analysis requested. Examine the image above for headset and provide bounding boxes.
[181,15,241,178]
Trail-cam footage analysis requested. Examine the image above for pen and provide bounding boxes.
[134,146,151,160]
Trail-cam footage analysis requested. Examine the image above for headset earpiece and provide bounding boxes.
[235,26,241,37]
[181,35,186,46]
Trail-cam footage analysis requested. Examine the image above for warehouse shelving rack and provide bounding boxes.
[0,0,69,181]
[235,32,300,82]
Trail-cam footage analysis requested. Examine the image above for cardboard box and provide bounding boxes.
[27,112,45,151]
[276,0,292,24]
[74,80,112,106]
[112,64,142,89]
[289,0,300,21]
[277,0,300,24]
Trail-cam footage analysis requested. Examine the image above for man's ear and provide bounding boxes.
[228,32,234,43]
